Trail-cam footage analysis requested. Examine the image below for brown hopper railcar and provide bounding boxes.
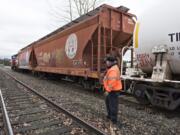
[16,4,135,87]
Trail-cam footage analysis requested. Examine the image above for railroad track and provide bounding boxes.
[0,69,107,135]
[0,90,13,135]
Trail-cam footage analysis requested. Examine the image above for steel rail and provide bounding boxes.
[0,90,14,135]
[3,70,107,135]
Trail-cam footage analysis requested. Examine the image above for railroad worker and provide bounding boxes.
[103,56,122,124]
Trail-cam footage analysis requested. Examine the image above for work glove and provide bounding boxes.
[104,91,109,96]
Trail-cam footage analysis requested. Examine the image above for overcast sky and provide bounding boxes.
[0,0,156,58]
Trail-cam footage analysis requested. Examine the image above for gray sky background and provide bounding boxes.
[0,0,156,58]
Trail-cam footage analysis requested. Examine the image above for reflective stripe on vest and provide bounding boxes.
[104,77,120,80]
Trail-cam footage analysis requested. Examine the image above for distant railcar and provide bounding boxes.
[14,4,135,87]
[11,54,18,70]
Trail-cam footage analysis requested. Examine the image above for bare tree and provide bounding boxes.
[69,0,73,21]
[47,0,104,29]
[73,0,98,16]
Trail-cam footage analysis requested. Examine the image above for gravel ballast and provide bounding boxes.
[2,67,180,135]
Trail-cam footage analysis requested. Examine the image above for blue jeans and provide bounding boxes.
[105,91,119,123]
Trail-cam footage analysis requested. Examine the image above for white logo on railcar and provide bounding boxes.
[65,33,78,59]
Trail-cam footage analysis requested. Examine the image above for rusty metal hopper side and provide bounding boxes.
[33,23,99,78]
[16,4,135,80]
[19,4,134,52]
[36,4,134,46]
[84,5,135,79]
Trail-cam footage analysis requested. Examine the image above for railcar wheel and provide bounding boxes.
[133,83,150,105]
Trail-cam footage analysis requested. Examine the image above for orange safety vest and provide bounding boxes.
[103,65,122,92]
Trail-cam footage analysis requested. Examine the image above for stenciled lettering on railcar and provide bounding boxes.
[168,32,180,42]
[65,33,78,59]
[73,60,82,66]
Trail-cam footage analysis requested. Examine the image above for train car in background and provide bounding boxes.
[14,4,135,88]
[11,54,18,70]
[121,0,180,110]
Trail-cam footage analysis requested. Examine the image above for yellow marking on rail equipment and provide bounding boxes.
[135,22,140,48]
